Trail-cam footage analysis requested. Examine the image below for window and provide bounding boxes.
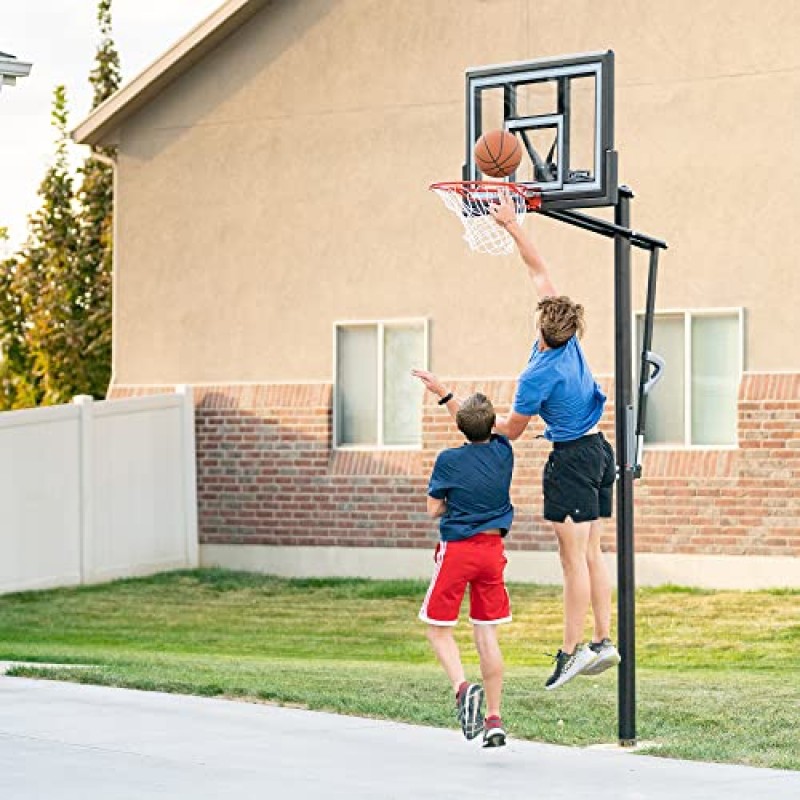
[335,320,427,448]
[636,310,743,447]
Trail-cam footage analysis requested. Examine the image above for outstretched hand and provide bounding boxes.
[411,369,447,399]
[488,190,517,228]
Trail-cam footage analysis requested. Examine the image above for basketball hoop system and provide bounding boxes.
[429,181,541,256]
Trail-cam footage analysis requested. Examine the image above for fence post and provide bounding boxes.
[73,395,94,585]
[177,385,199,567]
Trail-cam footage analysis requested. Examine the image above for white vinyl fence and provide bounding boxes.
[0,388,198,594]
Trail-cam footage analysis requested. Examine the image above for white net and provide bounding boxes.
[430,182,536,256]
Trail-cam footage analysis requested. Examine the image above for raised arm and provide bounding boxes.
[413,368,533,442]
[488,193,558,300]
[411,369,462,422]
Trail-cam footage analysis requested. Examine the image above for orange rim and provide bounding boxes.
[429,181,541,211]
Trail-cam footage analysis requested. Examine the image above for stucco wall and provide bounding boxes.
[111,0,800,385]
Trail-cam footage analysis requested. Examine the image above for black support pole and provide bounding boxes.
[614,186,637,746]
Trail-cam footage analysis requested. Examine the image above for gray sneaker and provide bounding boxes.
[544,644,598,690]
[582,638,621,676]
[456,683,485,740]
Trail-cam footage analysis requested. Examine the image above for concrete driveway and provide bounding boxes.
[0,675,796,799]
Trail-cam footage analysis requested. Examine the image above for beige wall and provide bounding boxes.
[112,0,800,384]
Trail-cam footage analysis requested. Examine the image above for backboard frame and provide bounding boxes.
[464,50,617,210]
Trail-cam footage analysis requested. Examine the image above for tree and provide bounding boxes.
[88,0,122,112]
[0,85,78,408]
[73,0,121,398]
[0,0,122,409]
[0,229,39,408]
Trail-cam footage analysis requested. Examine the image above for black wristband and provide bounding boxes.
[438,392,454,406]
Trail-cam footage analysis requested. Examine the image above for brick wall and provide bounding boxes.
[634,374,800,556]
[110,372,800,557]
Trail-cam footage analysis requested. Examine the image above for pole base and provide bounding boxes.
[586,740,660,753]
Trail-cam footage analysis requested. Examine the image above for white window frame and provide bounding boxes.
[633,307,745,450]
[333,318,429,451]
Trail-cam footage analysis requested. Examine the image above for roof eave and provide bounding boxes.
[73,0,269,147]
[0,54,33,79]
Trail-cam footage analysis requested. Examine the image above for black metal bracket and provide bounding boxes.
[538,204,668,251]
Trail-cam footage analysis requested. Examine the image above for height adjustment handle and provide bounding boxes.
[641,351,665,395]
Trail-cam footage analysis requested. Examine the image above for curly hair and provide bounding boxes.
[537,296,585,348]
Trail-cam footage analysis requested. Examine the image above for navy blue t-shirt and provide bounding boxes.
[513,335,606,442]
[427,434,514,542]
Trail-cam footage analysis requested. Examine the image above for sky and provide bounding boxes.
[0,0,223,256]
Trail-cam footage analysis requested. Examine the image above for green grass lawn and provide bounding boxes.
[1,569,798,770]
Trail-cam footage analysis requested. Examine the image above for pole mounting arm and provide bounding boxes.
[633,248,663,479]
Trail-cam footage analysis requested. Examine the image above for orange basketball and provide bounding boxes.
[474,129,522,178]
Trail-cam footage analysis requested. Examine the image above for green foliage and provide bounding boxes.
[72,0,121,398]
[0,0,120,410]
[0,229,34,407]
[0,85,77,407]
[90,0,121,115]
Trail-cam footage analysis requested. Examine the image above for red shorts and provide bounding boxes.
[419,533,511,626]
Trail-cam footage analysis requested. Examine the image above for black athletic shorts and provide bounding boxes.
[542,433,616,523]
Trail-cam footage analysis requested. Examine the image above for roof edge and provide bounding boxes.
[0,53,33,78]
[72,0,270,147]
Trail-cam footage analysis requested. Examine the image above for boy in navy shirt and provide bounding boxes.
[412,374,512,748]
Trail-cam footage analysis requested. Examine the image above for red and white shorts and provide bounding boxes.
[419,533,511,626]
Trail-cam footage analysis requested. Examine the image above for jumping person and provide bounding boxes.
[476,191,620,690]
[410,385,513,747]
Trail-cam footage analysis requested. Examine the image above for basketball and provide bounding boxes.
[474,129,522,178]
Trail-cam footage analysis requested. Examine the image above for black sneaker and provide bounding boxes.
[483,715,507,748]
[582,638,621,676]
[456,682,485,740]
[544,645,598,690]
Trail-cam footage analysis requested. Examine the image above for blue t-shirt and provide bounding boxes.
[513,335,606,442]
[427,434,514,542]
